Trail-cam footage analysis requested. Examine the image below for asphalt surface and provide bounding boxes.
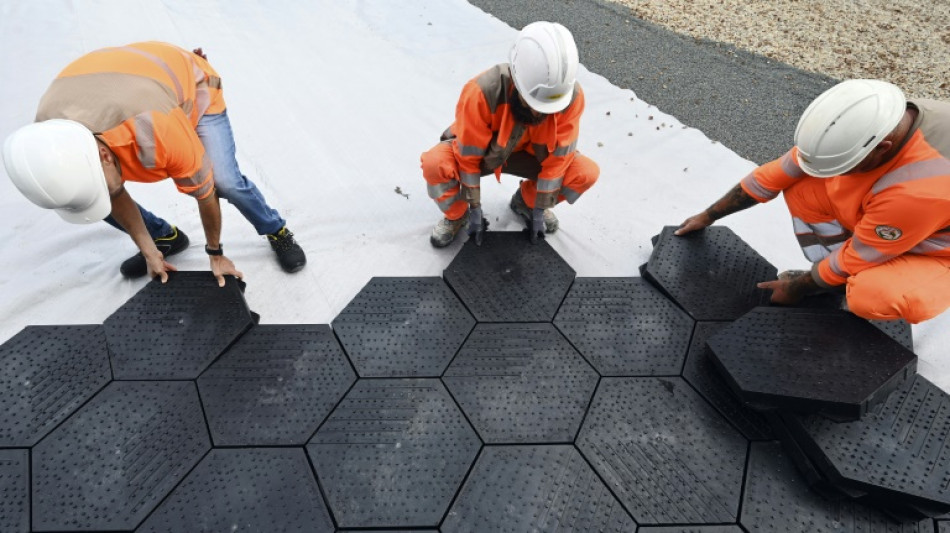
[471,0,837,165]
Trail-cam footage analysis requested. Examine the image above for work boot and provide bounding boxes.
[267,227,307,273]
[430,216,468,248]
[509,190,558,233]
[119,226,190,278]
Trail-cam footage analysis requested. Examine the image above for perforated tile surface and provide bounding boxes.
[707,307,917,419]
[307,379,480,529]
[198,324,356,446]
[31,381,210,531]
[6,244,940,530]
[443,323,598,443]
[332,277,475,377]
[138,448,334,532]
[443,232,575,322]
[554,277,694,376]
[741,442,934,532]
[104,271,253,379]
[0,450,28,533]
[783,374,950,510]
[871,318,915,351]
[0,325,111,447]
[642,226,775,321]
[442,445,635,531]
[577,377,747,525]
[681,322,772,441]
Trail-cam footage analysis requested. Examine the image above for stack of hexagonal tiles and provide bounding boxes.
[645,226,948,524]
[0,230,944,532]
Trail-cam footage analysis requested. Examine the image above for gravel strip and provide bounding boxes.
[607,0,950,99]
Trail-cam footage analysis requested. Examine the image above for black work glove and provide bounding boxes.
[468,206,487,246]
[528,207,545,244]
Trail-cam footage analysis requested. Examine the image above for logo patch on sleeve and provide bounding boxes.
[875,225,902,240]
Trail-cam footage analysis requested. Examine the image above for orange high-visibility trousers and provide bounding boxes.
[420,141,599,221]
[784,177,950,323]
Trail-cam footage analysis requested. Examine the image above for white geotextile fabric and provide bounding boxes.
[1,0,947,389]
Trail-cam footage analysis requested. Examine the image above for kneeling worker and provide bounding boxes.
[3,42,306,286]
[676,79,950,323]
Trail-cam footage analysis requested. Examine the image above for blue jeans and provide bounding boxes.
[105,110,286,238]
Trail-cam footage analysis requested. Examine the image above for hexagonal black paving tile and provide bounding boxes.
[104,271,253,379]
[781,374,950,513]
[137,448,334,532]
[762,411,859,502]
[741,442,934,532]
[682,322,772,441]
[442,323,598,443]
[0,450,28,533]
[198,324,356,446]
[307,379,480,529]
[871,318,915,352]
[707,307,917,420]
[577,377,748,525]
[642,226,775,321]
[31,381,210,531]
[554,277,694,376]
[442,445,635,531]
[0,325,111,447]
[443,232,575,322]
[332,277,475,377]
[799,293,915,351]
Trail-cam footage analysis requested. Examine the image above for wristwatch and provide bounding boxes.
[205,244,223,256]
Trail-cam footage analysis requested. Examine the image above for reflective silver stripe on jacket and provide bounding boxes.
[460,171,480,188]
[133,112,157,169]
[850,235,895,263]
[872,158,950,194]
[100,46,185,105]
[427,181,457,200]
[740,173,778,200]
[554,139,577,157]
[910,233,950,254]
[780,150,806,178]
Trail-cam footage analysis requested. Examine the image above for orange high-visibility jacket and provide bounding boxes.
[35,42,226,200]
[443,64,584,209]
[740,99,950,287]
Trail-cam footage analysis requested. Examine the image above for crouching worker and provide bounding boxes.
[421,21,599,247]
[2,42,306,286]
[676,79,950,324]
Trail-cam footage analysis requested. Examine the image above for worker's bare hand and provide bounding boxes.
[210,255,243,287]
[757,270,813,305]
[192,48,208,60]
[674,211,713,236]
[146,253,177,284]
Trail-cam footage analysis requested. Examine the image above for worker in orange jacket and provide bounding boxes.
[2,42,306,286]
[677,79,950,324]
[421,21,599,247]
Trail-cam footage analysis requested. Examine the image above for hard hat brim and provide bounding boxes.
[55,188,112,224]
[521,91,573,114]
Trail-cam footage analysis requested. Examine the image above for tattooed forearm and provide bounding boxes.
[705,184,758,221]
[787,270,821,298]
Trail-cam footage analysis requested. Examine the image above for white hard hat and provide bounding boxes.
[794,79,906,177]
[2,119,111,224]
[509,21,579,114]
